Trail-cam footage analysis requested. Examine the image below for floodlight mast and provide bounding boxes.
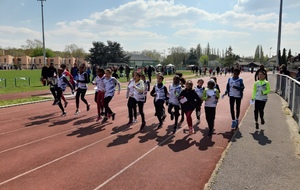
[37,0,46,65]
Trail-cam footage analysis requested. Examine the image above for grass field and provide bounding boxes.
[0,69,196,95]
[0,69,48,94]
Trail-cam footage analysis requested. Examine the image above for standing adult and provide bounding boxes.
[41,64,48,86]
[71,63,79,81]
[47,62,58,104]
[280,64,290,76]
[125,65,130,82]
[147,65,153,83]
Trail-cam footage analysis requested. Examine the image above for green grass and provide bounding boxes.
[0,96,51,106]
[0,69,48,94]
[0,69,195,95]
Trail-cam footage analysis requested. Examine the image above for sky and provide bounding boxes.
[0,0,299,58]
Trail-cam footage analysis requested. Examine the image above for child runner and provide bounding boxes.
[210,76,221,94]
[252,70,270,129]
[141,73,150,101]
[132,72,146,131]
[178,80,200,135]
[194,79,205,124]
[102,69,121,123]
[150,73,168,129]
[168,75,182,133]
[60,64,75,108]
[202,79,220,136]
[74,64,90,115]
[94,68,105,122]
[55,68,74,116]
[223,68,245,129]
[126,71,137,124]
[179,77,186,122]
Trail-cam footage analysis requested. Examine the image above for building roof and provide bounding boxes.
[127,54,157,61]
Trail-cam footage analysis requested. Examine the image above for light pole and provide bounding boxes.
[276,0,283,66]
[269,47,272,58]
[37,0,46,65]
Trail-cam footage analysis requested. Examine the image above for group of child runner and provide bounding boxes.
[51,64,271,136]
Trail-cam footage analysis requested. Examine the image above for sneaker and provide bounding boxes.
[64,101,68,108]
[172,127,177,134]
[157,122,163,129]
[61,112,67,116]
[196,119,200,124]
[102,117,108,123]
[127,120,133,125]
[236,119,239,127]
[255,123,259,129]
[140,122,146,131]
[189,127,194,135]
[87,104,90,111]
[96,116,102,122]
[162,114,166,121]
[74,110,80,115]
[231,120,237,129]
[133,119,137,123]
[53,100,60,105]
[261,118,265,125]
[170,113,174,120]
[111,113,116,121]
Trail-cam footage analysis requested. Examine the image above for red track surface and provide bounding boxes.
[0,72,254,190]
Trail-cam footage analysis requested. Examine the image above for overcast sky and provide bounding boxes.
[0,0,299,57]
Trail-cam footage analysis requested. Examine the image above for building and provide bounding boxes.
[127,54,159,67]
[0,55,14,69]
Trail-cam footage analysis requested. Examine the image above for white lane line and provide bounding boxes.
[0,114,159,186]
[0,131,119,186]
[0,128,74,154]
[93,120,192,190]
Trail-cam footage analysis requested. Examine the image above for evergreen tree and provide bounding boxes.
[281,48,287,66]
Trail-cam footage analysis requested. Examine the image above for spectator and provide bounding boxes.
[296,67,300,82]
[71,63,79,80]
[280,64,290,76]
[125,65,130,82]
[41,64,48,86]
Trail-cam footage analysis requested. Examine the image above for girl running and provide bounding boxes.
[132,72,146,131]
[74,64,90,115]
[252,70,270,129]
[202,79,220,136]
[223,69,245,129]
[126,71,138,123]
[55,68,74,116]
[102,69,120,123]
[150,73,168,129]
[194,79,205,124]
[178,80,200,135]
[60,64,75,108]
[168,75,182,133]
[94,68,105,122]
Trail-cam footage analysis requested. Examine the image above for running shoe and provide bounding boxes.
[111,113,116,121]
[61,112,67,116]
[261,118,265,125]
[140,122,146,131]
[157,122,163,129]
[255,123,259,129]
[74,110,80,115]
[231,120,237,129]
[96,116,102,122]
[102,117,108,123]
[133,119,137,123]
[189,127,194,135]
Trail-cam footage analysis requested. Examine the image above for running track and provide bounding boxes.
[0,72,255,190]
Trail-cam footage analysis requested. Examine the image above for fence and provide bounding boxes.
[276,74,300,132]
[0,78,6,88]
[15,77,30,87]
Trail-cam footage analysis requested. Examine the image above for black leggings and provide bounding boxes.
[254,100,266,122]
[127,97,137,121]
[104,96,113,117]
[205,107,216,132]
[154,99,165,123]
[229,96,241,120]
[75,88,88,109]
[168,104,180,125]
[136,101,145,123]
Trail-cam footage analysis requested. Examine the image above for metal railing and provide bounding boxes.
[276,74,300,132]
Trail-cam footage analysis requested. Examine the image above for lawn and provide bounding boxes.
[0,69,48,94]
[0,69,196,95]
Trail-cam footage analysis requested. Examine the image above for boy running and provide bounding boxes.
[168,75,182,133]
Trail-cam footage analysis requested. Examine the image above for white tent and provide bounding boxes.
[156,63,162,67]
[166,63,174,68]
